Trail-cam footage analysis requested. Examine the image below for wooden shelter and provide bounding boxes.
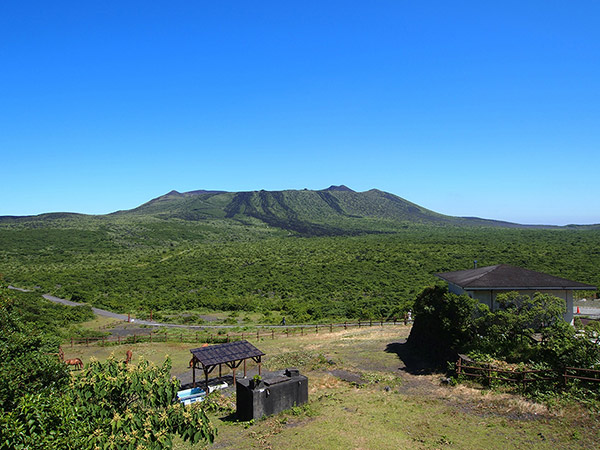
[190,340,265,388]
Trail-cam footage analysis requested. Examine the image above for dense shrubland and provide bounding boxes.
[1,221,599,322]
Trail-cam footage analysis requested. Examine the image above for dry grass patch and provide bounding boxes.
[434,383,555,419]
[309,372,346,392]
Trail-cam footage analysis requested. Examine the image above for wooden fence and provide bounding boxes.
[67,318,409,348]
[456,354,600,388]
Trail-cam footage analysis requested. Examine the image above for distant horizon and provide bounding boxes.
[2,185,598,227]
[2,2,599,226]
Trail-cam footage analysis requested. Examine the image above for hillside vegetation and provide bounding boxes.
[1,187,598,321]
[113,186,535,234]
[2,226,599,322]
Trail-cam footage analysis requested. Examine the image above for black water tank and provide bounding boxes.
[236,368,308,420]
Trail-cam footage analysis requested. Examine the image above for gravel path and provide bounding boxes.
[42,294,131,321]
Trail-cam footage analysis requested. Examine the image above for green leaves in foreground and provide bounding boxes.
[0,357,215,450]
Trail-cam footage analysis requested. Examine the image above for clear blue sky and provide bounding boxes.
[1,1,599,225]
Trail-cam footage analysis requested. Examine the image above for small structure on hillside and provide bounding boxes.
[436,264,596,324]
[189,340,265,388]
[236,368,308,421]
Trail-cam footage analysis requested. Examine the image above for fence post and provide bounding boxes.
[71,337,73,348]
[102,336,106,346]
[241,332,244,340]
[344,321,347,330]
[118,335,121,345]
[272,330,274,339]
[86,338,89,347]
[358,321,361,328]
[180,332,183,342]
[196,331,198,342]
[227,333,230,343]
[286,328,289,337]
[257,329,260,340]
[369,319,372,327]
[456,357,462,376]
[301,327,304,336]
[563,367,568,386]
[380,318,383,327]
[330,324,333,333]
[315,324,318,334]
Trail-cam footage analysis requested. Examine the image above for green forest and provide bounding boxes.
[1,213,599,323]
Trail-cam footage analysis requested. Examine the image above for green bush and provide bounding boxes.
[407,286,489,360]
[0,357,215,450]
[0,293,69,412]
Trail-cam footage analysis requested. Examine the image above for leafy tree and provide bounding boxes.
[407,286,489,360]
[0,357,215,450]
[496,291,565,333]
[0,293,69,412]
[540,320,600,370]
[478,292,566,360]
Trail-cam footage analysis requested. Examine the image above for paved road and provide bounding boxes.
[42,294,131,321]
[7,285,32,293]
[40,294,228,328]
[577,306,600,318]
[7,286,300,329]
[14,285,597,330]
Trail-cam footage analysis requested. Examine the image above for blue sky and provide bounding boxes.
[1,1,599,225]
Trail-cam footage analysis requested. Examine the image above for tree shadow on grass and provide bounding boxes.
[385,340,445,375]
[218,412,239,423]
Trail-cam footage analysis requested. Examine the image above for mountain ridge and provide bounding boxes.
[2,186,597,234]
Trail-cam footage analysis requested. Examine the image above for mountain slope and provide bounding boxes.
[110,186,534,235]
[1,185,572,237]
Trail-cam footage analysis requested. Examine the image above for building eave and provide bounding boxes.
[463,286,594,291]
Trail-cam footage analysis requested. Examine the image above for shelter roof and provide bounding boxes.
[435,264,595,291]
[190,340,264,367]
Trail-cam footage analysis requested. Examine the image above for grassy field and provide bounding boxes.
[65,323,599,450]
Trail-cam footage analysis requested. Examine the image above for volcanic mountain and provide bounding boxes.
[106,185,530,235]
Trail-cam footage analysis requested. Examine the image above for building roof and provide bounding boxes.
[435,264,596,291]
[190,340,264,367]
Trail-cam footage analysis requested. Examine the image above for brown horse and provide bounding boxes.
[124,350,133,364]
[47,347,65,361]
[65,358,83,370]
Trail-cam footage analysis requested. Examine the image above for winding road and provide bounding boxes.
[9,286,599,329]
[7,286,322,329]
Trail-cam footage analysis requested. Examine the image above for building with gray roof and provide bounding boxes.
[435,264,596,324]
